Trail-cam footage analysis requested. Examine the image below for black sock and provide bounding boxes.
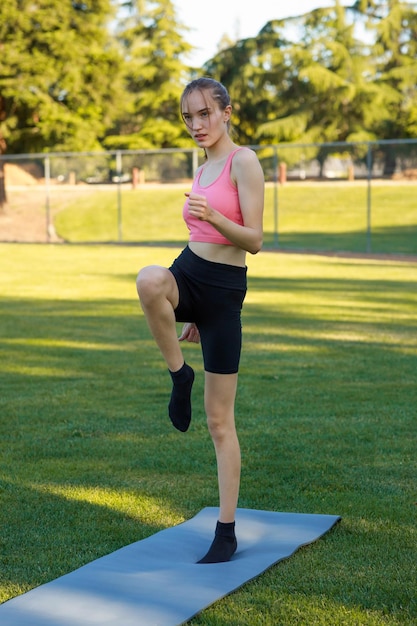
[168,362,194,432]
[197,521,237,564]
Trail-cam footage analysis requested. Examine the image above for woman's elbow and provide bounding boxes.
[249,235,263,255]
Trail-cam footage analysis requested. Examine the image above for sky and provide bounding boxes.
[174,0,351,67]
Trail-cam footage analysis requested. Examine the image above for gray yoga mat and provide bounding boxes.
[0,507,340,625]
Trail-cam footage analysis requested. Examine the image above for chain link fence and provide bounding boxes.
[1,139,416,255]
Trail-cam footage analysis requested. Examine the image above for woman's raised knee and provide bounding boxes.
[136,266,165,300]
[136,265,177,309]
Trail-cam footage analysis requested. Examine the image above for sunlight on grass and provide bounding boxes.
[2,364,92,377]
[2,338,133,351]
[34,483,186,528]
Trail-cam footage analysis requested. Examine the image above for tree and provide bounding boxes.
[204,4,370,149]
[105,0,193,150]
[255,4,387,149]
[351,0,417,172]
[0,0,124,207]
[202,24,292,146]
[205,1,417,161]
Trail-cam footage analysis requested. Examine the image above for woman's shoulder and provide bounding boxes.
[231,147,263,177]
[232,146,260,166]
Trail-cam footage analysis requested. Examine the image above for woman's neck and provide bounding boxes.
[205,139,237,163]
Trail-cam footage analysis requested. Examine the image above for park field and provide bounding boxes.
[51,182,417,255]
[52,181,417,255]
[0,243,416,624]
[2,180,416,255]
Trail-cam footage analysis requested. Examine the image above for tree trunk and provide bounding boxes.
[0,110,7,210]
[382,146,397,177]
[0,160,7,212]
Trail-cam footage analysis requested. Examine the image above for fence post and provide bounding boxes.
[116,151,122,242]
[273,147,279,248]
[278,162,287,185]
[45,155,51,242]
[192,149,199,177]
[132,167,139,189]
[366,144,372,253]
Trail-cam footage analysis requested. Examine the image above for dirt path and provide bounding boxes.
[0,164,65,242]
[0,186,72,242]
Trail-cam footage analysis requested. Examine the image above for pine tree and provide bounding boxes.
[105,0,193,149]
[0,0,123,207]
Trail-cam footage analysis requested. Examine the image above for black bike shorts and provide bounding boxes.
[169,246,247,374]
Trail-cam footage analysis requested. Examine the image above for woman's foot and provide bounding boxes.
[197,521,237,564]
[168,363,194,432]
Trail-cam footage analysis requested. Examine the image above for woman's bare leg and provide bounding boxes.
[136,265,183,371]
[197,371,240,563]
[204,371,240,520]
[136,265,194,431]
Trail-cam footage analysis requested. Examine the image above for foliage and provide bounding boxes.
[104,0,193,150]
[0,0,124,154]
[351,0,417,173]
[205,1,417,155]
[1,0,416,172]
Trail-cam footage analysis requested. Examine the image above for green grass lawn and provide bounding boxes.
[52,182,417,255]
[0,243,416,624]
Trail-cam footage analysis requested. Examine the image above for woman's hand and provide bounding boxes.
[179,322,200,343]
[185,192,213,222]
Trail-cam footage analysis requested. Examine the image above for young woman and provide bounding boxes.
[136,77,264,563]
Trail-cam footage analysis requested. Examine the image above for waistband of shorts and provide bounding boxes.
[171,245,247,289]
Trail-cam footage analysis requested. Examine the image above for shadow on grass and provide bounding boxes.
[61,225,417,256]
[247,272,417,308]
[67,226,417,257]
[0,479,158,596]
[262,224,417,255]
[0,294,216,600]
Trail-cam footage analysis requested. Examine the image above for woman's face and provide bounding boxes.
[181,89,230,149]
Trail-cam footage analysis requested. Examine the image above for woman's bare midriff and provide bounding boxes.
[188,241,246,267]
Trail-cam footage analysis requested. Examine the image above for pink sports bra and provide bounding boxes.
[183,147,247,245]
